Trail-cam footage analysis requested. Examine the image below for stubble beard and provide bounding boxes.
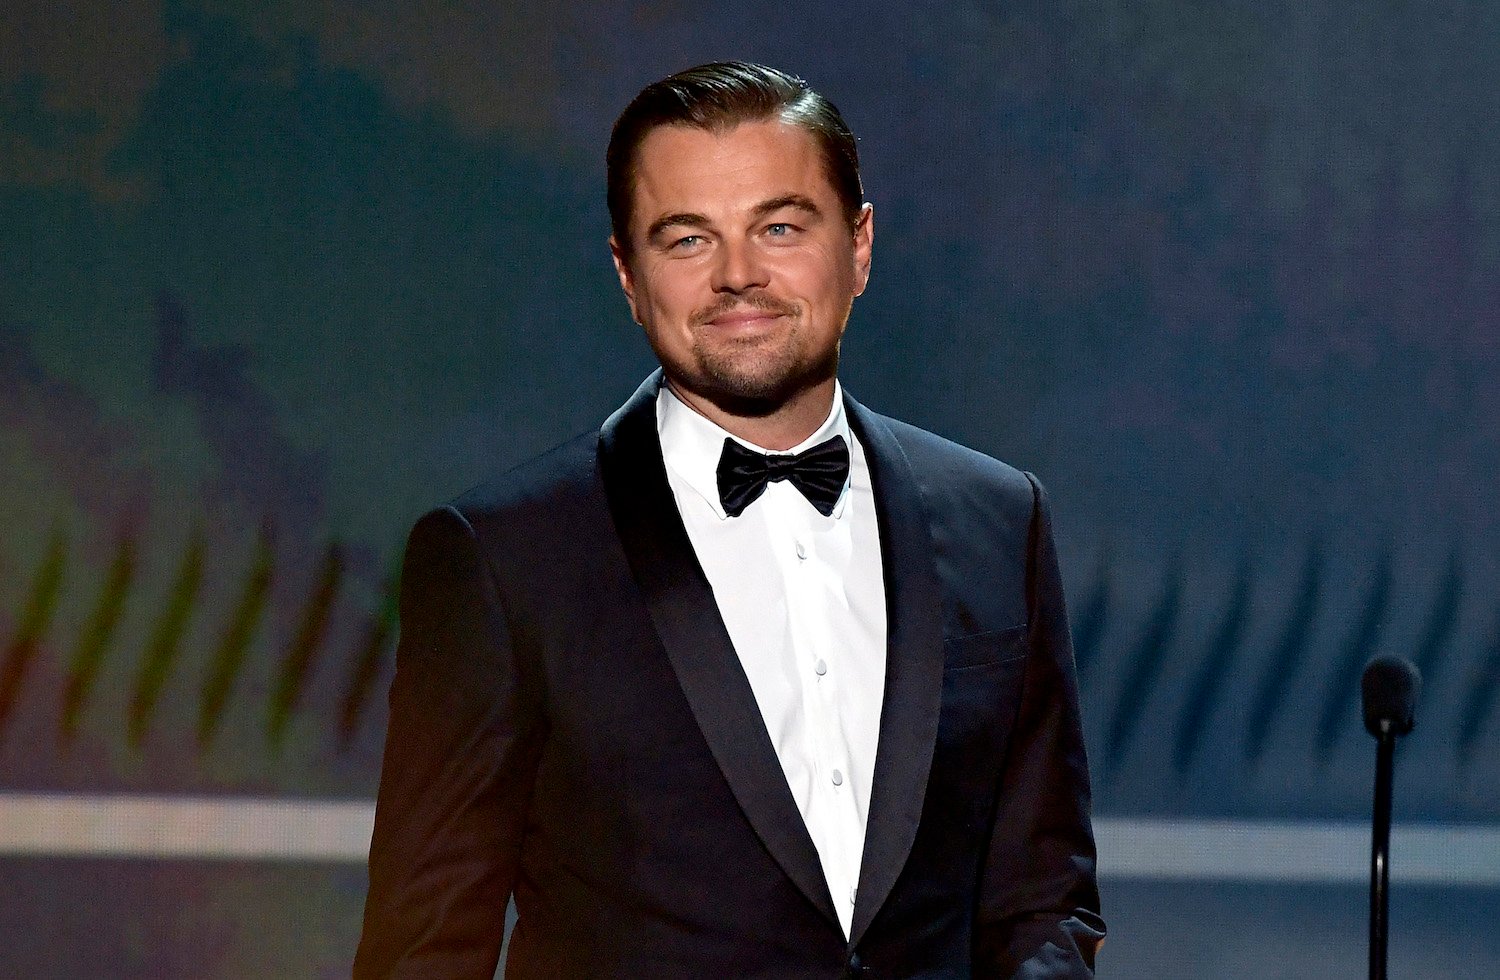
[687,324,840,418]
[648,289,849,418]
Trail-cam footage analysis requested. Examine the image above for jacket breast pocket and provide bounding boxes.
[935,625,1029,802]
[943,623,1028,672]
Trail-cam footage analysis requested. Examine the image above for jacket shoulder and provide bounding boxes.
[396,431,605,575]
[875,413,1039,512]
[403,429,613,625]
[444,429,601,527]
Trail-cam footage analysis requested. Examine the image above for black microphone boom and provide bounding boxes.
[1360,654,1421,980]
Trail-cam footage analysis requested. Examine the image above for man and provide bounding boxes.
[356,62,1104,978]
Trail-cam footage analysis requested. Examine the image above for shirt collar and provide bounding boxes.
[656,380,852,521]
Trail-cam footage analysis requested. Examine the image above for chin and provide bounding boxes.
[692,354,837,417]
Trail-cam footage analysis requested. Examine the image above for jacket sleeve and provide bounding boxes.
[354,505,546,979]
[972,475,1106,978]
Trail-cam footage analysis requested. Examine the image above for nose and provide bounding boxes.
[710,239,769,294]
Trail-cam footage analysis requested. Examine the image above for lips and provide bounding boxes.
[706,309,786,327]
[696,297,797,329]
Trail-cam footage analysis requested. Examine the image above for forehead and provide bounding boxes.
[631,120,832,219]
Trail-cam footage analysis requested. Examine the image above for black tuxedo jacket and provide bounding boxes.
[355,373,1104,978]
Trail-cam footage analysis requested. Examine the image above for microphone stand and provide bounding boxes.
[1368,718,1395,980]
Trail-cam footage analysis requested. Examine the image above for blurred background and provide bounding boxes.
[2,1,1497,976]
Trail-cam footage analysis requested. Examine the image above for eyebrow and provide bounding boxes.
[750,194,823,221]
[644,194,825,245]
[646,212,711,244]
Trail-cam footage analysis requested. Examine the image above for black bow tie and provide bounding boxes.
[716,435,850,518]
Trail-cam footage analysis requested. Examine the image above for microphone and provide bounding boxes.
[1362,655,1420,738]
[1360,655,1421,980]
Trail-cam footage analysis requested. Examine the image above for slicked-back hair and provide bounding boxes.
[606,62,863,256]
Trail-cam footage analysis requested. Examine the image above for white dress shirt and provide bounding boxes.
[656,382,887,938]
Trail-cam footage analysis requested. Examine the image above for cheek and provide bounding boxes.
[780,257,853,313]
[788,242,854,288]
[640,266,706,320]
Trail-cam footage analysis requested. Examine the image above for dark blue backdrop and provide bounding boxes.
[2,1,1497,975]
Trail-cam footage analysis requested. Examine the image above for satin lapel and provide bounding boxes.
[845,397,947,949]
[597,371,840,929]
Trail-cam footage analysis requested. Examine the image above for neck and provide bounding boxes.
[664,377,837,452]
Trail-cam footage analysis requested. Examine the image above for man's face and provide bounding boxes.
[611,119,873,415]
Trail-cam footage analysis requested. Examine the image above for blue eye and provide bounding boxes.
[673,235,701,249]
[767,223,791,236]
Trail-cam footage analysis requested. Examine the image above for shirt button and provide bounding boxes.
[831,769,844,786]
[795,540,808,560]
[814,659,827,676]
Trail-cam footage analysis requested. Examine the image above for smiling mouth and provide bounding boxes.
[706,309,788,327]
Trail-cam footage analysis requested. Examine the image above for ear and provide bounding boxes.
[851,203,874,297]
[609,236,642,324]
